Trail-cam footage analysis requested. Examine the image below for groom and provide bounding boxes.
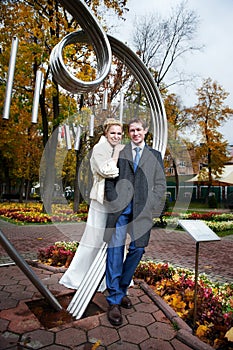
[104,118,166,326]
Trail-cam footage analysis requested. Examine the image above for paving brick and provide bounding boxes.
[134,302,158,314]
[139,293,155,304]
[56,327,86,347]
[128,286,144,297]
[38,345,70,350]
[20,329,54,349]
[0,277,18,286]
[128,295,141,306]
[3,284,26,294]
[11,290,35,301]
[171,338,196,350]
[126,311,155,326]
[0,318,9,332]
[75,314,101,331]
[147,322,176,341]
[107,341,139,349]
[140,337,174,350]
[0,301,41,333]
[75,343,105,350]
[24,284,39,293]
[0,331,19,350]
[91,292,108,312]
[0,297,18,310]
[119,324,149,344]
[153,310,171,324]
[88,325,120,346]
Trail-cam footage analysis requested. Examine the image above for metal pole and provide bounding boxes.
[89,114,94,137]
[31,70,43,123]
[193,241,199,328]
[119,92,124,123]
[74,125,81,150]
[64,124,72,150]
[3,36,19,120]
[102,88,108,110]
[0,229,62,311]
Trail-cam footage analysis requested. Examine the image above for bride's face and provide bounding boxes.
[106,125,123,146]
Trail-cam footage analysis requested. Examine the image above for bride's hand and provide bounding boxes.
[112,144,125,162]
[115,144,125,152]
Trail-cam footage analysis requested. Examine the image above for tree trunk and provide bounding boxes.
[40,75,60,214]
[25,179,31,201]
[173,159,179,199]
[18,178,24,203]
[73,149,84,213]
[41,127,59,214]
[3,164,11,195]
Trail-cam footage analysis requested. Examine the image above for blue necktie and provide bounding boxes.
[133,147,141,171]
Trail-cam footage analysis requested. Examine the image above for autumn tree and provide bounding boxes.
[0,0,128,209]
[0,0,76,204]
[163,93,193,197]
[186,78,233,198]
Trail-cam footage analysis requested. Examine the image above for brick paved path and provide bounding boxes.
[0,219,229,349]
[0,264,212,350]
[0,220,232,283]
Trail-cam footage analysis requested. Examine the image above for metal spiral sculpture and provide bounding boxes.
[50,0,167,157]
[0,0,167,314]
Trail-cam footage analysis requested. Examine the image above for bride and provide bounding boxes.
[59,118,124,291]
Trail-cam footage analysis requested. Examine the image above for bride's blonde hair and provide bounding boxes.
[103,118,123,134]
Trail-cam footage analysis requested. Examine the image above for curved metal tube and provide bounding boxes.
[108,35,167,157]
[51,30,167,156]
[50,0,112,93]
[50,0,167,156]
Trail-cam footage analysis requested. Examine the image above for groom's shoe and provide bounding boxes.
[121,296,132,309]
[107,304,122,326]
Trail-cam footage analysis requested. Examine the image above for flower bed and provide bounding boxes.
[0,202,88,224]
[153,211,233,233]
[134,260,233,349]
[36,237,233,349]
[1,202,233,233]
[37,241,79,268]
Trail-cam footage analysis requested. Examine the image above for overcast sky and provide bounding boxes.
[111,0,233,144]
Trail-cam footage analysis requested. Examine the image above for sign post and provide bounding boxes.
[178,220,221,328]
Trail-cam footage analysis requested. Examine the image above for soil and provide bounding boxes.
[27,293,104,329]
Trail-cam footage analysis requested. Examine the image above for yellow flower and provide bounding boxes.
[173,273,180,282]
[196,324,209,338]
[225,327,233,342]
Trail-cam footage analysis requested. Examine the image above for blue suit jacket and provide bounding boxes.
[104,143,166,247]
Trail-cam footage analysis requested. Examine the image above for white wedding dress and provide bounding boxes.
[59,200,109,291]
[59,136,118,292]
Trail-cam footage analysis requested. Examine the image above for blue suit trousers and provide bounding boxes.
[106,204,145,305]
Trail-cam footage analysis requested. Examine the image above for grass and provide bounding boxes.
[217,229,233,237]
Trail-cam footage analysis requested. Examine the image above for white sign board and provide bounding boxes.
[178,220,221,243]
